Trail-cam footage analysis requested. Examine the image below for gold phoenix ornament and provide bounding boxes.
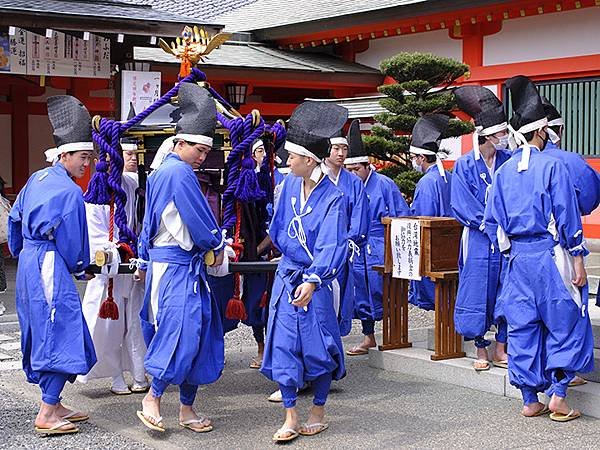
[159,26,231,78]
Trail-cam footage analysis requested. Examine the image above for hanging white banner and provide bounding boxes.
[120,70,161,121]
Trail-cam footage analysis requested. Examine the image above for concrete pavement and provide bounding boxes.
[1,332,599,449]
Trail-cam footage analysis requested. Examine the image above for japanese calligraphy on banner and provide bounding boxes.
[0,28,110,78]
[120,71,161,121]
[390,218,422,280]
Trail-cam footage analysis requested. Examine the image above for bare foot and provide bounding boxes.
[347,335,377,355]
[493,342,508,363]
[179,405,212,432]
[141,391,162,426]
[35,402,76,431]
[274,408,299,440]
[521,401,546,417]
[549,394,573,415]
[473,347,490,370]
[304,405,325,426]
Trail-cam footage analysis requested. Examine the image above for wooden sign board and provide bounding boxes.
[382,216,461,276]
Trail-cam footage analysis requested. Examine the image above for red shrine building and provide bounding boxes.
[1,0,599,237]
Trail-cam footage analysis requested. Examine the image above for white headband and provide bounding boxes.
[150,133,213,170]
[45,148,61,164]
[285,140,322,163]
[252,140,264,153]
[410,145,447,182]
[57,141,94,153]
[330,137,348,146]
[46,142,94,165]
[508,117,548,172]
[345,156,370,165]
[546,118,564,144]
[473,122,508,160]
[121,143,138,151]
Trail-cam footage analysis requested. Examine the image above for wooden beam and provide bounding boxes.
[238,102,298,117]
[0,102,11,114]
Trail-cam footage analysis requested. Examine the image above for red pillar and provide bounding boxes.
[10,85,29,191]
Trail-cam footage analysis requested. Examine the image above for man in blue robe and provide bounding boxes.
[136,83,226,433]
[541,98,600,386]
[408,114,453,310]
[261,101,348,442]
[452,86,511,371]
[8,95,97,435]
[541,97,600,217]
[344,120,410,355]
[485,76,593,421]
[322,119,370,336]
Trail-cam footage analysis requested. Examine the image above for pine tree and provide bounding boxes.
[363,52,474,198]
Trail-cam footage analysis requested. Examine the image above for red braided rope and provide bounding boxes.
[98,196,119,320]
[225,201,247,320]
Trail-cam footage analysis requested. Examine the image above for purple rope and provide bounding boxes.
[220,112,267,231]
[84,67,209,252]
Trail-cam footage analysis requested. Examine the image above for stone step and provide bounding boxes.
[369,346,600,418]
[586,252,600,267]
[589,274,599,296]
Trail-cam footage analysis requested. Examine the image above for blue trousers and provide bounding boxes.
[279,372,333,409]
[39,371,69,405]
[151,378,198,406]
[252,325,265,344]
[501,240,594,405]
[361,319,375,336]
[474,317,508,349]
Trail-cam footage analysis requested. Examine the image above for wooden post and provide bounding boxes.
[376,215,413,351]
[379,216,465,359]
[376,267,412,351]
[428,271,465,361]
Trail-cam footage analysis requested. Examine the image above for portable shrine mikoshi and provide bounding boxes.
[85,26,285,320]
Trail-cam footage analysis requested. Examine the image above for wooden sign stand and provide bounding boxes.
[378,217,466,360]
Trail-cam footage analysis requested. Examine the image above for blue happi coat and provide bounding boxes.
[354,171,410,321]
[329,168,370,336]
[8,163,96,384]
[543,141,600,216]
[138,153,225,386]
[260,174,348,388]
[409,166,452,310]
[451,149,510,339]
[484,147,593,398]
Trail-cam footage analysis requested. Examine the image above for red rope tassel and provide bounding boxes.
[225,272,247,321]
[225,201,247,321]
[258,291,269,309]
[98,197,119,320]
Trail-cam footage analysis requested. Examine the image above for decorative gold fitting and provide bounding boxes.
[204,250,215,266]
[251,109,261,128]
[94,250,112,266]
[92,115,102,132]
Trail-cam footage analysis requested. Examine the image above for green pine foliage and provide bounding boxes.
[365,52,474,200]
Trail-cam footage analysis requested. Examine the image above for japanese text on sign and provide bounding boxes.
[0,28,110,78]
[390,218,421,280]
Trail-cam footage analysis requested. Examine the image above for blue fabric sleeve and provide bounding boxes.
[173,171,224,252]
[549,162,588,256]
[304,195,348,286]
[54,195,90,274]
[450,158,484,229]
[411,176,438,216]
[348,181,370,247]
[8,191,24,257]
[387,179,410,217]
